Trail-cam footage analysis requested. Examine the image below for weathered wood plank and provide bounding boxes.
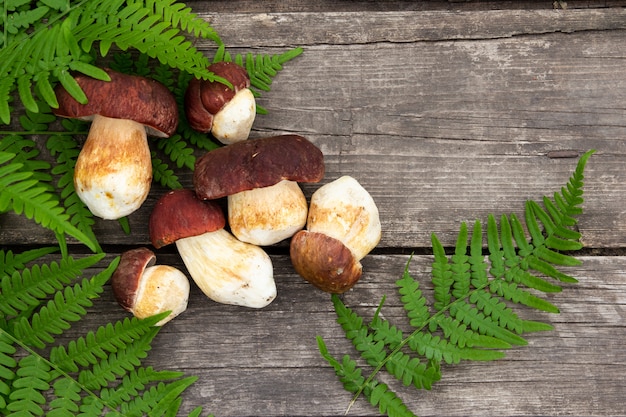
[60,254,626,416]
[198,9,626,47]
[1,23,624,248]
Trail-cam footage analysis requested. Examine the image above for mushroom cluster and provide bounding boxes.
[102,62,382,325]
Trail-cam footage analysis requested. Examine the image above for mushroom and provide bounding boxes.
[194,134,325,246]
[184,61,256,144]
[111,247,190,326]
[149,189,276,308]
[53,68,178,220]
[290,175,382,293]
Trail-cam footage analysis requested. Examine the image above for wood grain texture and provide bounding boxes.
[2,3,626,417]
[63,254,625,416]
[2,12,625,248]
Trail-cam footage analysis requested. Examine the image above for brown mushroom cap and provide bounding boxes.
[290,230,363,294]
[184,61,251,133]
[111,247,156,311]
[194,135,325,200]
[149,189,226,249]
[53,68,179,137]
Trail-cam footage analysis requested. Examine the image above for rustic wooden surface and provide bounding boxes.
[2,1,626,416]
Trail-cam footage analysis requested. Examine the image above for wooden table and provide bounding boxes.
[2,1,626,416]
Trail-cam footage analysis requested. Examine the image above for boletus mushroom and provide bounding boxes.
[53,68,178,220]
[290,175,382,293]
[194,134,325,246]
[111,247,190,326]
[185,61,256,144]
[149,189,276,308]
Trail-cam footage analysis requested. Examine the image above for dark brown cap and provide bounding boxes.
[53,68,179,137]
[290,230,363,294]
[111,247,156,311]
[184,61,251,133]
[149,189,226,249]
[194,135,325,200]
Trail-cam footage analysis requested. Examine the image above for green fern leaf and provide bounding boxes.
[157,134,195,170]
[0,151,98,252]
[48,377,82,416]
[0,332,18,409]
[4,354,51,416]
[395,260,430,328]
[11,257,113,349]
[49,312,166,374]
[321,150,594,417]
[100,366,185,409]
[431,234,454,311]
[121,375,197,417]
[0,247,58,276]
[0,253,105,318]
[78,326,159,391]
[151,152,183,190]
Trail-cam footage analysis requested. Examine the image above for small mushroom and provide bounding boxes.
[111,247,190,326]
[53,68,178,220]
[290,175,382,293]
[149,189,276,308]
[194,134,325,246]
[184,61,256,144]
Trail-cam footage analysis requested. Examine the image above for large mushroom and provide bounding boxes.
[111,247,190,326]
[53,68,178,220]
[194,134,325,246]
[290,176,382,293]
[184,61,256,144]
[149,189,276,308]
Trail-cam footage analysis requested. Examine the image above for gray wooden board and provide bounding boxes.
[2,13,625,248]
[2,4,626,417]
[62,254,625,416]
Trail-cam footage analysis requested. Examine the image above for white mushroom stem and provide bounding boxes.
[228,179,308,246]
[133,265,190,326]
[74,114,152,219]
[211,88,256,144]
[307,175,382,261]
[175,228,276,308]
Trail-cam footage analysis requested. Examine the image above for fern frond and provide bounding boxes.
[0,253,105,318]
[317,336,418,417]
[151,152,183,189]
[0,151,98,252]
[100,366,185,409]
[0,332,18,409]
[0,247,58,276]
[431,235,454,312]
[10,256,114,349]
[48,377,82,416]
[322,150,594,417]
[49,312,166,374]
[4,353,51,417]
[78,326,159,391]
[0,0,222,124]
[395,260,430,328]
[157,134,196,170]
[120,375,198,417]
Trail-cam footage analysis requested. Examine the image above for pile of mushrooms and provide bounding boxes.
[101,61,382,325]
